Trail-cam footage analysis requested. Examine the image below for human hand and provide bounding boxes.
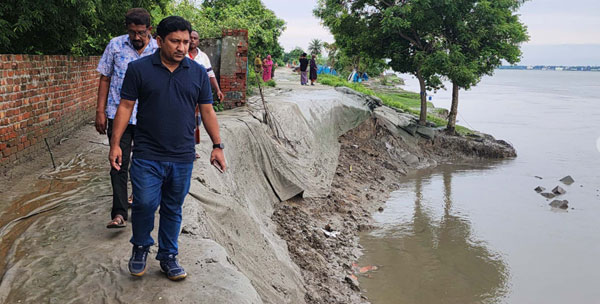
[109,145,122,171]
[95,111,107,134]
[217,90,225,102]
[210,148,226,172]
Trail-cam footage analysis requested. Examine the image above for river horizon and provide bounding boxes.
[359,69,600,303]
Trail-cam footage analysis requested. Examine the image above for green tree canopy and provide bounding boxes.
[157,0,285,60]
[283,47,305,64]
[316,0,527,127]
[316,0,446,124]
[0,0,168,55]
[436,0,528,133]
[308,39,323,55]
[0,0,285,59]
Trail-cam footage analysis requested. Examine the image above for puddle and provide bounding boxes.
[0,154,109,280]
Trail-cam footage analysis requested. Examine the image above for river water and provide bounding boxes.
[358,70,600,303]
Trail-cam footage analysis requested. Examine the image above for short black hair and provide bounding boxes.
[301,53,307,57]
[156,16,192,40]
[125,8,151,28]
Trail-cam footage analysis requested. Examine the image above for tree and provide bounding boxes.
[308,39,323,55]
[283,47,305,64]
[315,2,387,79]
[316,0,446,125]
[198,0,286,60]
[0,0,168,55]
[440,0,528,133]
[323,42,337,66]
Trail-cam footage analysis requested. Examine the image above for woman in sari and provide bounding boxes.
[254,54,262,74]
[309,54,318,85]
[262,55,273,82]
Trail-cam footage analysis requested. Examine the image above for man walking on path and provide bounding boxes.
[109,16,226,281]
[299,53,308,85]
[96,8,158,229]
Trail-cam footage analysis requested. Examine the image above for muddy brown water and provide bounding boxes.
[0,153,110,282]
[358,70,600,303]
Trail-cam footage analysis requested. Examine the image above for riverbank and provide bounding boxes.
[271,73,515,303]
[0,68,515,303]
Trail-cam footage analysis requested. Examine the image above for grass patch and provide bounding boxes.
[264,79,276,87]
[380,74,405,86]
[317,74,473,135]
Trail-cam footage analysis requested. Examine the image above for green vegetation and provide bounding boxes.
[246,66,260,95]
[380,74,404,86]
[155,0,285,60]
[0,0,285,59]
[264,80,276,87]
[283,47,305,64]
[317,74,472,135]
[437,0,529,133]
[213,102,224,112]
[315,0,528,132]
[0,0,168,55]
[308,39,323,56]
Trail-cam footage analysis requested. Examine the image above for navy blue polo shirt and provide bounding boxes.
[120,50,213,163]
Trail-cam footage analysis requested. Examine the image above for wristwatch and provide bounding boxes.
[212,143,224,149]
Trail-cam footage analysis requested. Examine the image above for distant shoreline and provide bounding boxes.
[499,65,600,72]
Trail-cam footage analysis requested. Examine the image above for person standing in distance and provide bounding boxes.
[96,8,158,229]
[188,30,224,102]
[188,30,224,156]
[299,53,309,85]
[109,16,227,281]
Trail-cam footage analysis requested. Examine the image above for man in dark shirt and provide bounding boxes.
[109,16,227,281]
[299,53,309,85]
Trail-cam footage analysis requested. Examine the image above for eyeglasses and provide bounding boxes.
[127,29,148,37]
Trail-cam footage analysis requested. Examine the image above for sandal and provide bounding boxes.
[107,214,127,229]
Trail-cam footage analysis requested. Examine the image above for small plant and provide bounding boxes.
[213,102,224,112]
[264,80,276,87]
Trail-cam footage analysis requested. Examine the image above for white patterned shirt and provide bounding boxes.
[96,34,158,125]
[190,48,215,78]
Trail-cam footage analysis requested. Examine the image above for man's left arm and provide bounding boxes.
[199,103,226,171]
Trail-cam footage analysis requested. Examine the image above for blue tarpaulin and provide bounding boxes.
[317,65,337,76]
[348,70,369,82]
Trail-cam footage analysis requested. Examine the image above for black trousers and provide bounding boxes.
[107,119,135,220]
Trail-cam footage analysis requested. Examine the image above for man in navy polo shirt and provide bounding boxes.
[108,16,226,281]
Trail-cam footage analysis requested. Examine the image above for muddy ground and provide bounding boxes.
[273,115,516,303]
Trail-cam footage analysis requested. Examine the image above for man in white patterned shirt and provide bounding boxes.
[188,30,224,156]
[188,30,224,102]
[95,8,158,229]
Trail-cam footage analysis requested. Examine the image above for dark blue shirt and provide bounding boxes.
[120,50,213,162]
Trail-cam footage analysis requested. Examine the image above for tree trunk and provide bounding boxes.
[446,82,459,134]
[416,70,427,126]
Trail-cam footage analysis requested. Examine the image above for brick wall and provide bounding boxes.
[220,29,248,109]
[0,55,100,172]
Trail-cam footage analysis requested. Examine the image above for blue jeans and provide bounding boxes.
[129,158,193,260]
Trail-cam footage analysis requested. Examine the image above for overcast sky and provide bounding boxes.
[261,0,600,65]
